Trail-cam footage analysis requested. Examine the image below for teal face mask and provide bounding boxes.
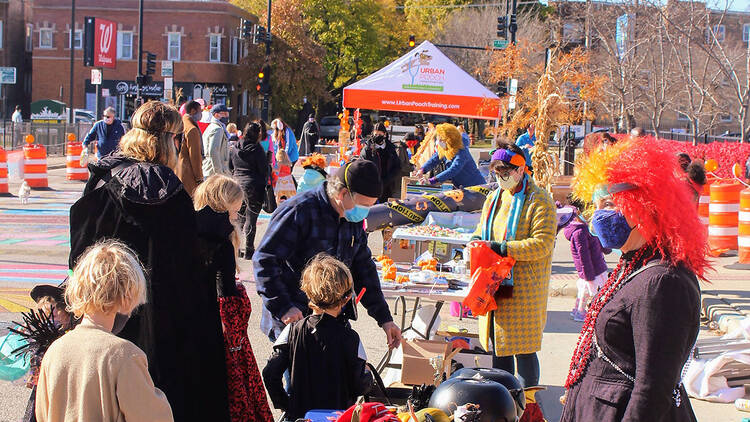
[343,192,370,222]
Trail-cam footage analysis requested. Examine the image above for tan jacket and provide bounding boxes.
[36,322,174,422]
[175,114,204,196]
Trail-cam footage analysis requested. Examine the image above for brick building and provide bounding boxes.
[0,0,33,119]
[31,0,257,121]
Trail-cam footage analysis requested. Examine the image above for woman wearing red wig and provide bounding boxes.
[561,138,709,422]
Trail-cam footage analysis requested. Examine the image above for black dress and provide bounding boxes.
[361,138,401,203]
[560,251,700,422]
[68,153,230,422]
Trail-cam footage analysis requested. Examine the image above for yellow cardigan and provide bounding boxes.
[472,178,557,356]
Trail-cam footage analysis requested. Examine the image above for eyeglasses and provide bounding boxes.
[103,115,114,119]
[494,169,515,181]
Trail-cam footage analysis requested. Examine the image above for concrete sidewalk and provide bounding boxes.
[700,253,750,334]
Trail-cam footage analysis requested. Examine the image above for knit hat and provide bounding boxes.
[336,160,382,198]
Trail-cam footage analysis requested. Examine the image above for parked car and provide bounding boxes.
[319,115,341,140]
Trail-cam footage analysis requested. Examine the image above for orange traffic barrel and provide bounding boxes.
[66,141,88,181]
[709,181,743,250]
[0,147,7,194]
[698,175,715,228]
[23,143,48,188]
[740,188,750,264]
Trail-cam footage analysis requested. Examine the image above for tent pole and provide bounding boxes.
[493,118,499,147]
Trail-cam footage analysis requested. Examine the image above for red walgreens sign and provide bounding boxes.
[94,19,116,68]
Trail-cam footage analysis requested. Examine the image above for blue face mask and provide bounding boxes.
[591,209,633,249]
[343,192,370,222]
[219,117,229,125]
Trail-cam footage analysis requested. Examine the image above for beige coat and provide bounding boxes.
[175,114,203,196]
[36,322,173,422]
[472,179,557,356]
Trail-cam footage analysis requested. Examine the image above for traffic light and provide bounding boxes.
[145,52,156,76]
[257,65,270,94]
[253,25,267,45]
[497,16,508,39]
[408,35,415,48]
[509,14,518,35]
[496,80,507,96]
[241,19,253,39]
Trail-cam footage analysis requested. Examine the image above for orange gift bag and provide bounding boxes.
[463,244,515,316]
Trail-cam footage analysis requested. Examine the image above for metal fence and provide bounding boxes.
[652,130,743,144]
[0,120,100,156]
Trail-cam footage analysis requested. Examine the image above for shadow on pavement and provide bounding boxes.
[544,310,583,334]
[551,264,578,275]
[537,385,565,422]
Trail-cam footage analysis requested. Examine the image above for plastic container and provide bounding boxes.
[735,398,750,412]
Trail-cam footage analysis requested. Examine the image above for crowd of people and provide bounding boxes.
[8,96,714,422]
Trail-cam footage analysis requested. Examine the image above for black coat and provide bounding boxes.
[561,256,700,422]
[361,138,401,202]
[195,206,239,298]
[68,153,230,422]
[229,138,268,202]
[263,313,372,420]
[299,121,320,156]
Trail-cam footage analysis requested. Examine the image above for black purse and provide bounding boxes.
[262,164,277,213]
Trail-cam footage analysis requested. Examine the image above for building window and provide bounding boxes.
[117,31,133,59]
[69,29,82,49]
[720,113,732,122]
[231,37,238,64]
[167,32,181,61]
[562,22,584,44]
[744,24,750,43]
[25,24,32,52]
[39,28,53,49]
[209,34,221,62]
[710,25,725,43]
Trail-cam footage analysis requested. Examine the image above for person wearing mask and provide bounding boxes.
[271,118,299,170]
[83,107,125,159]
[202,104,231,177]
[561,138,707,422]
[299,114,320,156]
[253,160,402,350]
[229,123,269,260]
[69,101,230,422]
[361,122,401,203]
[515,123,535,150]
[227,123,240,148]
[175,100,204,196]
[414,123,485,188]
[468,142,557,388]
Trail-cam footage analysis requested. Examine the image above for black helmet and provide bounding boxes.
[428,377,517,422]
[451,368,525,418]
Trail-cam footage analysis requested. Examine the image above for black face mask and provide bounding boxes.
[374,135,386,145]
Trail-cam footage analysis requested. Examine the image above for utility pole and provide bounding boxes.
[136,0,144,105]
[69,0,75,123]
[261,0,271,122]
[583,0,591,136]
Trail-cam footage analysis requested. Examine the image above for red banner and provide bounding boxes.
[94,18,116,69]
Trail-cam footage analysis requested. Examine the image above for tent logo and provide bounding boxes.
[401,50,444,92]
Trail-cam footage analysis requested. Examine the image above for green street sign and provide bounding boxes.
[494,40,509,49]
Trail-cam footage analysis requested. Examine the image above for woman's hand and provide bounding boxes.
[412,168,424,178]
[467,240,489,249]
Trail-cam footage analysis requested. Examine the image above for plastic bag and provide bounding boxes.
[0,331,31,381]
[463,247,515,317]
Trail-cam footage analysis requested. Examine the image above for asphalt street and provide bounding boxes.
[0,166,746,421]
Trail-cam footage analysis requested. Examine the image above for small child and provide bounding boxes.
[563,197,610,322]
[193,174,273,422]
[274,149,297,203]
[263,253,372,421]
[35,241,173,422]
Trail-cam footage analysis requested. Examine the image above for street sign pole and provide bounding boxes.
[261,0,272,122]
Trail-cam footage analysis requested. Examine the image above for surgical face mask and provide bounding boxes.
[219,117,229,125]
[343,192,370,222]
[495,170,520,191]
[591,209,633,249]
[191,111,202,122]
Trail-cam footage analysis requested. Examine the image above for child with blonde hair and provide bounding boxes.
[192,174,273,421]
[274,149,297,202]
[263,253,372,421]
[35,241,173,422]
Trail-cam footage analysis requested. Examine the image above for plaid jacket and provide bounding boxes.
[253,183,392,330]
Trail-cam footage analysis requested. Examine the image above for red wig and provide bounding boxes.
[606,139,711,278]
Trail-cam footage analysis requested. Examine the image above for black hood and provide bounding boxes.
[195,206,235,241]
[89,152,184,205]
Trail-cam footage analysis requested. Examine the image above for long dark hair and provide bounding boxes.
[242,122,262,144]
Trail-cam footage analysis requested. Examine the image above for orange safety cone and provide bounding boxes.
[698,174,715,230]
[709,181,743,252]
[22,135,48,189]
[0,146,7,194]
[65,133,88,181]
[740,188,750,264]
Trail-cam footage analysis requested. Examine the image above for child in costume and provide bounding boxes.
[297,153,328,193]
[274,149,297,203]
[193,175,273,422]
[563,196,610,322]
[35,241,173,422]
[263,253,372,421]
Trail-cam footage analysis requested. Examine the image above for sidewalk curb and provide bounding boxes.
[702,290,747,334]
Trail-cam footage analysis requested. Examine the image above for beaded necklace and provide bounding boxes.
[564,246,654,389]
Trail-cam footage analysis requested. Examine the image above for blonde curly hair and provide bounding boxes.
[120,101,183,169]
[193,174,244,266]
[65,241,147,317]
[300,253,353,310]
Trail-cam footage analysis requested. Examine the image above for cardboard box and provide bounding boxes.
[400,340,452,386]
[389,238,416,263]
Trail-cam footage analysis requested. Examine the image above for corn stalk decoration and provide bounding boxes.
[487,45,605,190]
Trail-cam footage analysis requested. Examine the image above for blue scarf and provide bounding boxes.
[481,174,528,288]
